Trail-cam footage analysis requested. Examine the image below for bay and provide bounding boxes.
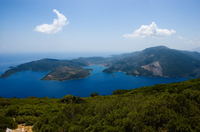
[0,53,194,98]
[0,65,193,98]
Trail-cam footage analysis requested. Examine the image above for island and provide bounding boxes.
[42,66,92,81]
[110,74,115,77]
[0,58,91,81]
[1,46,200,81]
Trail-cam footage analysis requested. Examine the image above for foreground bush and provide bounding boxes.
[0,78,199,131]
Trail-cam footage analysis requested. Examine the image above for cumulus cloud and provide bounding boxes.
[123,22,176,38]
[35,9,69,34]
[178,36,186,40]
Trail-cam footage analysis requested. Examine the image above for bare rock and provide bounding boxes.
[141,62,163,76]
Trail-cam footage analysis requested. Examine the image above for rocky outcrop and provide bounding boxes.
[141,62,163,76]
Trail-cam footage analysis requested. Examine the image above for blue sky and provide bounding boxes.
[0,0,200,53]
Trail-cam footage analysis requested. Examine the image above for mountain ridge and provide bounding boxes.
[103,46,200,77]
[1,46,200,80]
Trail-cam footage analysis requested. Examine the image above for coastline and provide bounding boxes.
[41,73,92,82]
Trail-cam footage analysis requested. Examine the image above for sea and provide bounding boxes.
[0,52,194,98]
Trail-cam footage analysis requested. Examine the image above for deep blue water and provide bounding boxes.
[0,53,194,98]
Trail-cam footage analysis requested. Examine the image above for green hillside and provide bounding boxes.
[181,50,200,61]
[110,51,140,60]
[103,46,200,77]
[0,58,90,81]
[1,46,200,80]
[0,77,200,132]
[42,66,91,81]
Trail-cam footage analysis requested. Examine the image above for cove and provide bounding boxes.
[0,65,193,98]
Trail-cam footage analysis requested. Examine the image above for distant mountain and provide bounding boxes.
[1,46,200,80]
[191,47,200,53]
[110,51,140,60]
[78,57,109,65]
[77,52,141,67]
[180,51,200,61]
[103,46,200,77]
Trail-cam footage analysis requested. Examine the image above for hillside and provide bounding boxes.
[42,66,92,81]
[0,77,200,132]
[181,50,200,61]
[109,51,141,60]
[103,46,200,77]
[192,47,200,53]
[0,58,90,81]
[1,46,200,80]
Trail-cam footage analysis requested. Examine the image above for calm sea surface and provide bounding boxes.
[0,53,194,98]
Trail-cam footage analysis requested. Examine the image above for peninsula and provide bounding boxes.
[1,46,200,81]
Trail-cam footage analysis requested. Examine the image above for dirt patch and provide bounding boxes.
[9,124,33,132]
[134,70,140,75]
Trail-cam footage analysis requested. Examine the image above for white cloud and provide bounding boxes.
[187,39,200,46]
[178,36,186,40]
[35,9,69,34]
[123,22,176,38]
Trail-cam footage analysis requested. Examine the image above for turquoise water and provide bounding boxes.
[0,65,193,98]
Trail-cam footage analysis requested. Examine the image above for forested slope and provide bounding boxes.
[0,58,91,81]
[1,46,200,80]
[103,46,200,77]
[0,78,200,132]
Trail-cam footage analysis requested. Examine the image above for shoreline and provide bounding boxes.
[41,73,92,82]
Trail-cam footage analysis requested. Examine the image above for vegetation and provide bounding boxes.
[78,57,110,65]
[0,116,17,132]
[1,46,200,80]
[0,58,91,81]
[103,46,200,77]
[90,92,99,97]
[42,66,91,81]
[0,77,200,131]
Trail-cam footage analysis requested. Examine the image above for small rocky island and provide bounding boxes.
[110,74,115,77]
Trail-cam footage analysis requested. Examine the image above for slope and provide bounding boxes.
[0,58,90,81]
[0,78,200,132]
[103,46,200,77]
